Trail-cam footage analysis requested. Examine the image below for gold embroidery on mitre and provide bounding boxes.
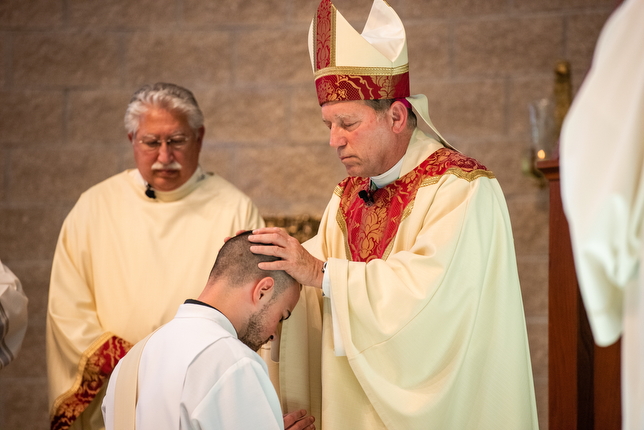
[331,4,336,67]
[314,1,336,71]
[315,64,409,79]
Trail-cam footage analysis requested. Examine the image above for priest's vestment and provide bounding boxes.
[47,168,264,429]
[102,302,285,430]
[274,129,538,430]
[560,0,644,428]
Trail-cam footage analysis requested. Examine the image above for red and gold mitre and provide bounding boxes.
[308,0,455,150]
[308,0,409,105]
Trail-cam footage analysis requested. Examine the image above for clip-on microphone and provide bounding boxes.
[145,184,156,199]
[358,189,374,207]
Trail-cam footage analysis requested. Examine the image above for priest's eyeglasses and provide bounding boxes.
[137,135,192,152]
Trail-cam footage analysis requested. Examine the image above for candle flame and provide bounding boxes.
[537,149,546,159]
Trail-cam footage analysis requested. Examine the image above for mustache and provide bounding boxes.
[151,160,182,171]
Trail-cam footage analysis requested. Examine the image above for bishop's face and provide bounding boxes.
[322,100,398,178]
[129,107,203,192]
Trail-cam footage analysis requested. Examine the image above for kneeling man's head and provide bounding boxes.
[203,231,300,352]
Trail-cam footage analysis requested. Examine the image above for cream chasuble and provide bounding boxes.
[271,130,538,430]
[47,168,264,429]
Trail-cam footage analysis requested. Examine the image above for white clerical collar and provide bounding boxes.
[131,166,207,202]
[371,157,404,189]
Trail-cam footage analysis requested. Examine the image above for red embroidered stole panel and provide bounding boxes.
[337,148,490,263]
[51,335,132,430]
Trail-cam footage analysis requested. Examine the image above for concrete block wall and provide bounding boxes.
[0,0,615,428]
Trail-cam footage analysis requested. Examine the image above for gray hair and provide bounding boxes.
[363,99,417,130]
[124,83,205,136]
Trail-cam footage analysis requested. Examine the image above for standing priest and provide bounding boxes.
[46,83,264,429]
[249,1,538,429]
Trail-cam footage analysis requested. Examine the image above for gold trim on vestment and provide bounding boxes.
[315,64,409,79]
[382,201,414,260]
[382,237,395,261]
[335,208,353,261]
[51,331,115,417]
[331,5,336,68]
[420,168,495,187]
[333,167,494,263]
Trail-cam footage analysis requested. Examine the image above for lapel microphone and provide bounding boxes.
[358,189,374,207]
[145,184,156,199]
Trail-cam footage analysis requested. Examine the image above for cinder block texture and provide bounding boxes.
[456,138,540,198]
[0,377,50,429]
[200,89,288,143]
[567,12,612,77]
[124,32,231,89]
[406,23,450,81]
[13,32,120,87]
[404,0,508,18]
[294,0,375,24]
[518,257,549,317]
[0,206,65,261]
[183,0,287,26]
[289,86,332,144]
[237,145,346,216]
[513,0,613,12]
[0,150,5,200]
[67,90,132,145]
[0,35,5,87]
[9,148,120,204]
[507,195,550,256]
[527,320,548,381]
[414,80,506,138]
[236,29,312,85]
[199,146,237,184]
[455,17,564,77]
[0,0,63,29]
[0,91,64,145]
[68,0,177,29]
[1,324,47,378]
[508,77,555,138]
[2,260,52,326]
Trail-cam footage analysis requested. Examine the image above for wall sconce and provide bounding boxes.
[523,98,556,186]
[523,60,572,186]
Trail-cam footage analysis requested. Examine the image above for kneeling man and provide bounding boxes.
[102,232,314,430]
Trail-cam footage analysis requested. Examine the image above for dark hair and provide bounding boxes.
[363,99,417,129]
[208,231,297,298]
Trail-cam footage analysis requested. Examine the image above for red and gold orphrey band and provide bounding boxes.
[315,0,334,71]
[337,149,493,263]
[313,0,410,105]
[51,334,132,430]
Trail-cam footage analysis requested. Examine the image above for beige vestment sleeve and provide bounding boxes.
[47,170,265,429]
